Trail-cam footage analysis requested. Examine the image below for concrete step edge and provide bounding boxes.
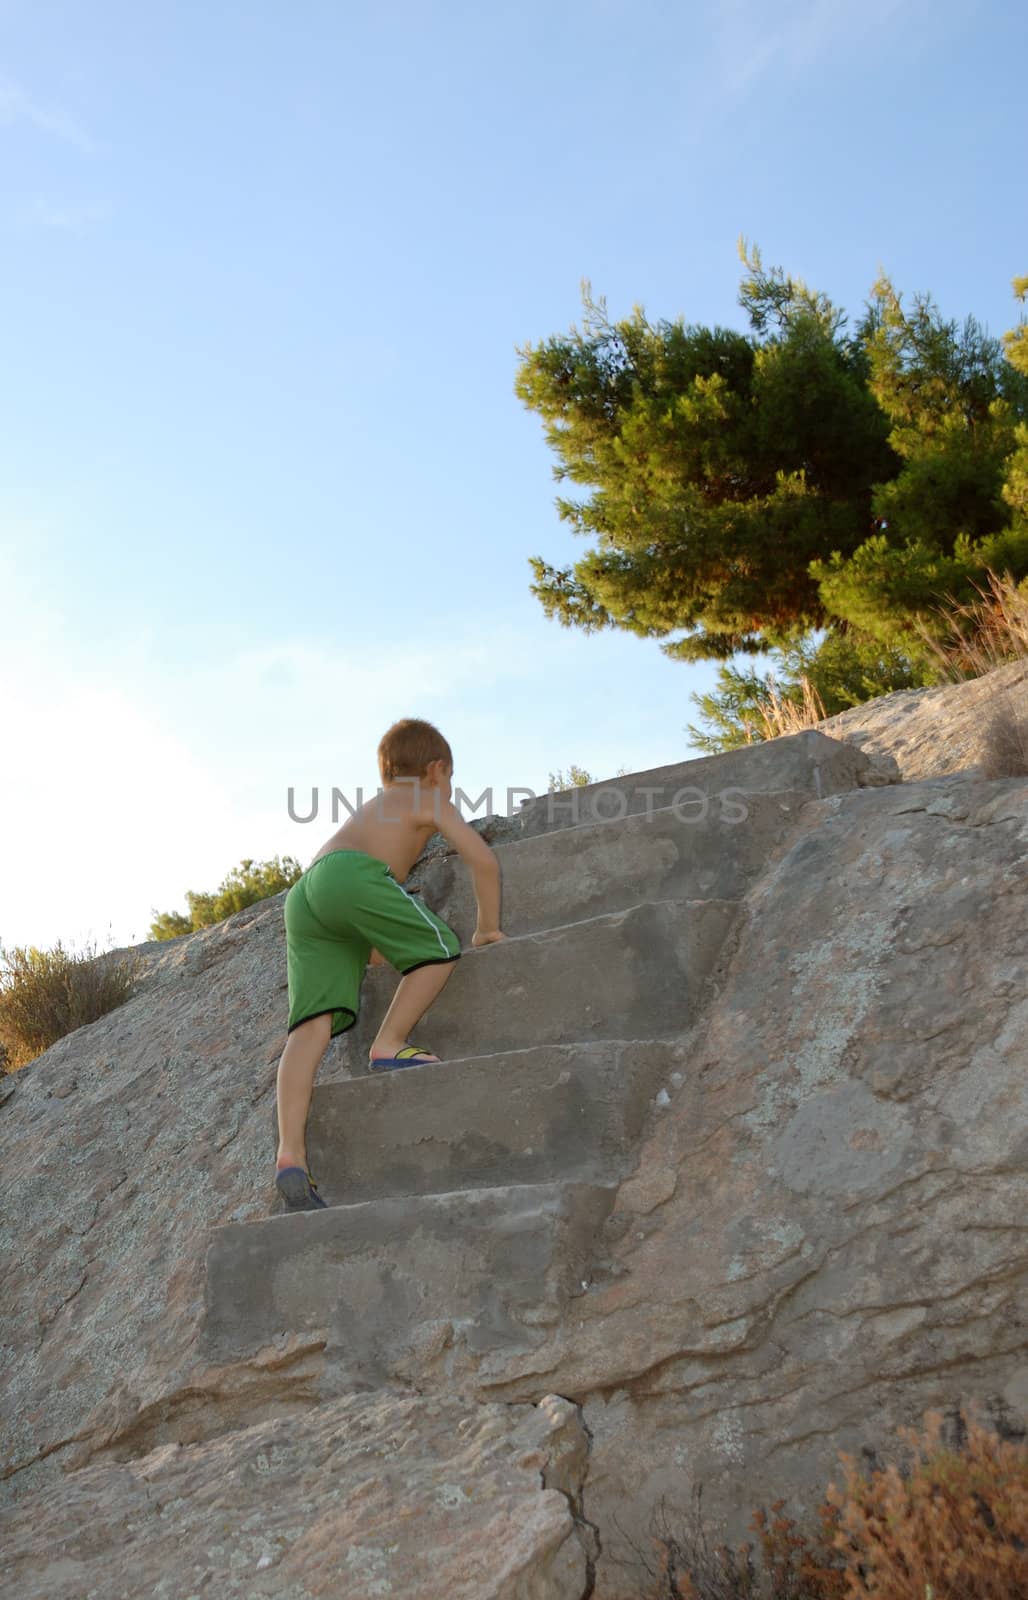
[317,1034,691,1086]
[441,893,740,947]
[500,784,811,847]
[416,785,812,868]
[209,1176,622,1237]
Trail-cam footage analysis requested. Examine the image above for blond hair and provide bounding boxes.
[377,718,453,785]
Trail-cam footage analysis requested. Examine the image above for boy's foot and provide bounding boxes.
[275,1166,327,1212]
[368,1043,441,1073]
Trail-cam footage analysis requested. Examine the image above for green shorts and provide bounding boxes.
[284,849,461,1036]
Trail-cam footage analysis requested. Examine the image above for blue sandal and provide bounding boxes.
[368,1044,441,1073]
[275,1166,327,1211]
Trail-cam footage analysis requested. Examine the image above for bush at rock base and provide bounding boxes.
[0,939,139,1071]
[618,1405,1027,1599]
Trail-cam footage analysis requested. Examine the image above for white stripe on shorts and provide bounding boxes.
[390,877,451,957]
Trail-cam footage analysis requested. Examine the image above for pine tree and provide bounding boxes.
[515,240,897,664]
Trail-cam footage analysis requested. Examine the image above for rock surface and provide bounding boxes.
[2,665,1026,1599]
[478,773,1028,1578]
[0,1391,594,1600]
[814,657,1028,781]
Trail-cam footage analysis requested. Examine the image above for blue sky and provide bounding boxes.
[1,0,1024,950]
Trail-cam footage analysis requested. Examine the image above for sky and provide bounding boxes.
[1,0,1024,952]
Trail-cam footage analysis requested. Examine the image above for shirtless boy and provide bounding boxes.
[274,717,505,1211]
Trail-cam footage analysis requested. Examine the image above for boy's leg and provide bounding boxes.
[369,960,457,1064]
[276,1012,333,1170]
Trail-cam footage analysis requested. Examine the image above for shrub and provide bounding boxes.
[686,631,929,755]
[618,1484,847,1600]
[548,765,595,791]
[913,566,1028,682]
[615,1405,1027,1599]
[0,939,140,1071]
[547,764,630,791]
[149,854,304,941]
[825,1404,1028,1600]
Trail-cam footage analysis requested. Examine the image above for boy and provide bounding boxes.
[274,718,505,1211]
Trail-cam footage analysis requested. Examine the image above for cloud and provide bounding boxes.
[0,548,238,949]
[0,531,707,951]
[0,70,96,153]
[2,673,243,951]
[147,622,586,822]
[700,0,920,106]
[18,195,108,230]
[0,578,541,949]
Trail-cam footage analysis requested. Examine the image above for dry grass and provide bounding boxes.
[910,566,1028,775]
[914,567,1028,683]
[0,939,140,1071]
[615,1405,1027,1600]
[976,697,1028,778]
[741,674,828,743]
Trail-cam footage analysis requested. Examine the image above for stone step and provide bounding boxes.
[512,728,869,839]
[202,1181,617,1385]
[329,896,738,1075]
[413,787,807,944]
[303,1039,681,1202]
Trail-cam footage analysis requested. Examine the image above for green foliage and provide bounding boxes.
[149,855,303,941]
[0,939,139,1071]
[685,663,773,753]
[547,765,594,790]
[685,627,926,753]
[516,239,896,664]
[547,763,630,790]
[1001,275,1028,519]
[810,527,1028,663]
[862,273,1021,456]
[520,250,1028,714]
[1004,276,1028,378]
[809,274,1028,648]
[796,625,928,708]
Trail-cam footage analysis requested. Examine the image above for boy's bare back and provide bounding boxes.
[310,780,447,881]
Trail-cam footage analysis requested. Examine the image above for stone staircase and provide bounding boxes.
[202,731,876,1389]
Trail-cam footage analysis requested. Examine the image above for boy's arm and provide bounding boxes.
[426,798,504,941]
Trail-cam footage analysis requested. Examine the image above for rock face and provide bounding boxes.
[814,657,1028,782]
[1,674,1026,1598]
[0,1392,595,1600]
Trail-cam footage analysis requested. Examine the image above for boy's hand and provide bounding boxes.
[471,929,506,947]
[368,947,388,966]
